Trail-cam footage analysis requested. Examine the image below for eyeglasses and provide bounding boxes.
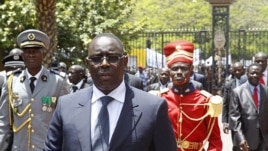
[88,55,126,64]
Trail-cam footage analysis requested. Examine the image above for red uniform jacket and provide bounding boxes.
[162,89,222,151]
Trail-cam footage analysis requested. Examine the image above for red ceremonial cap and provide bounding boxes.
[163,40,194,68]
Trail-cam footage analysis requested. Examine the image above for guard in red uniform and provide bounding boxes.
[161,40,223,151]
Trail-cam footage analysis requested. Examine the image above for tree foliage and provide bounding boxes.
[0,0,145,66]
[0,0,268,67]
[132,0,268,30]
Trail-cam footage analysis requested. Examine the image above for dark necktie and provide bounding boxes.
[253,87,258,108]
[72,86,78,92]
[30,77,36,93]
[92,96,113,150]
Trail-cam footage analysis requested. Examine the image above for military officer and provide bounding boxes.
[0,29,70,151]
[159,40,223,151]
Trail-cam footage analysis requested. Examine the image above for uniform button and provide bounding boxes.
[31,98,34,101]
[31,129,35,133]
[31,114,34,117]
[32,145,35,148]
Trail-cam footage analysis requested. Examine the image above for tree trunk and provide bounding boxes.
[35,0,57,67]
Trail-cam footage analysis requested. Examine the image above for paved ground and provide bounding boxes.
[204,114,233,151]
[218,114,233,151]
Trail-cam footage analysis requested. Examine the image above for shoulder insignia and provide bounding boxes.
[200,90,213,98]
[50,69,66,78]
[41,75,47,81]
[20,76,26,82]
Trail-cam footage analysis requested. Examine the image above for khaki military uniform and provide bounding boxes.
[0,68,69,151]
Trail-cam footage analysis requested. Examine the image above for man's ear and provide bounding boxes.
[123,55,128,66]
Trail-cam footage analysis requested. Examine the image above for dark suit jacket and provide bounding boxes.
[44,84,177,151]
[192,72,207,90]
[148,82,170,91]
[229,82,268,150]
[124,73,143,90]
[79,80,91,89]
[222,76,247,124]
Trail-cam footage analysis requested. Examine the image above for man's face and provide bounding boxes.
[247,65,262,86]
[254,55,267,73]
[68,67,83,85]
[169,62,192,87]
[159,69,170,85]
[232,64,245,79]
[86,36,127,94]
[21,47,43,71]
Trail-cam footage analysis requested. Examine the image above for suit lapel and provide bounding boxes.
[74,87,93,151]
[259,85,267,113]
[230,79,236,89]
[109,84,142,151]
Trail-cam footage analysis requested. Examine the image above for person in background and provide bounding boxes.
[146,68,158,86]
[48,56,60,70]
[124,72,144,90]
[0,29,70,150]
[0,48,25,150]
[222,61,247,151]
[1,48,25,74]
[68,64,90,93]
[44,33,177,151]
[0,50,25,95]
[159,40,223,151]
[135,66,149,91]
[254,52,268,86]
[148,67,170,91]
[229,63,268,151]
[190,70,207,90]
[59,61,68,73]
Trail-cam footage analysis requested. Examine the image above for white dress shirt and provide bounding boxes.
[91,81,126,142]
[70,80,83,93]
[26,66,43,86]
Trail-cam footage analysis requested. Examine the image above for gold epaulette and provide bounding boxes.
[200,90,213,99]
[200,90,223,117]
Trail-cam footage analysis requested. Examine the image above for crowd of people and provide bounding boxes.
[0,28,267,151]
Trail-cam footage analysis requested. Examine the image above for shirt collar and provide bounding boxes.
[247,81,260,92]
[92,80,126,104]
[74,80,84,89]
[26,66,43,80]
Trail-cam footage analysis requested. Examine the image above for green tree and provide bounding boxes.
[0,0,146,67]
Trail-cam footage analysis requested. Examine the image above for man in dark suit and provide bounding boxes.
[254,52,268,86]
[148,67,170,91]
[44,33,177,151]
[222,61,247,151]
[191,71,207,90]
[68,64,90,93]
[124,72,143,90]
[229,63,268,151]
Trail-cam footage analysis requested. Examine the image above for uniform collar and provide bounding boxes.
[171,82,195,96]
